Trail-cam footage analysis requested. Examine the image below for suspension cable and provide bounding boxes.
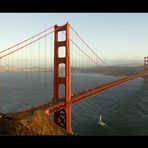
[69,24,124,76]
[0,26,63,60]
[69,36,120,77]
[62,31,121,77]
[0,26,54,54]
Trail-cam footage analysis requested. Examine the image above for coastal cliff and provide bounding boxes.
[0,110,67,135]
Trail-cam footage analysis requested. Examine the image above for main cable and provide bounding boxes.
[70,24,124,76]
[0,26,54,54]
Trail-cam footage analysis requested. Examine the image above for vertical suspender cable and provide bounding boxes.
[45,31,47,99]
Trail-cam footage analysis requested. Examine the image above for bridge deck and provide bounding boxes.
[31,71,148,114]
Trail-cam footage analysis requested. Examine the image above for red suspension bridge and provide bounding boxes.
[0,23,148,134]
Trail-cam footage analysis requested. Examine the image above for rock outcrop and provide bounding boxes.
[0,110,67,135]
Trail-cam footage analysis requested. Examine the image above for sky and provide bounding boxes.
[0,13,148,65]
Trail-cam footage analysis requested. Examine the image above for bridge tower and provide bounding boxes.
[53,23,72,134]
[144,57,148,71]
[143,57,148,80]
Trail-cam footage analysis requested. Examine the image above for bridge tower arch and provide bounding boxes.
[53,23,72,134]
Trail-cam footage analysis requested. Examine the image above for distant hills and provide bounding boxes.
[1,64,144,76]
[112,63,143,67]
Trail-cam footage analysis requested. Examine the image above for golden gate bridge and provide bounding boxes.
[0,23,148,134]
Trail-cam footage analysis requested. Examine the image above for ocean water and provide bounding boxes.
[0,71,148,135]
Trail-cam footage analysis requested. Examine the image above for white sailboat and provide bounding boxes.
[0,113,4,119]
[98,114,106,127]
